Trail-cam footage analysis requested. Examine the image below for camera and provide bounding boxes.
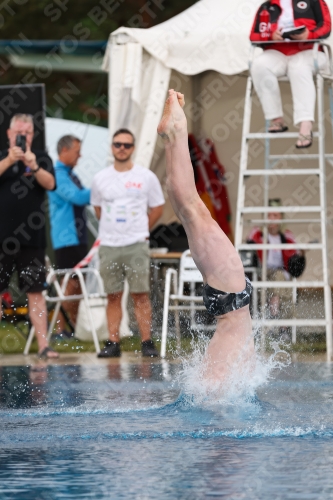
[16,134,26,152]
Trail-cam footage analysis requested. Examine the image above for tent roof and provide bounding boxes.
[107,0,333,76]
[108,0,261,76]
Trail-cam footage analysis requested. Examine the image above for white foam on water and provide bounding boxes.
[0,403,162,419]
[176,323,291,406]
[3,425,333,445]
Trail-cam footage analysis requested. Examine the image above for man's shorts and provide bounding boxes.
[99,242,150,294]
[54,244,88,270]
[0,245,46,294]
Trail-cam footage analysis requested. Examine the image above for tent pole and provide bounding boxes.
[192,74,202,138]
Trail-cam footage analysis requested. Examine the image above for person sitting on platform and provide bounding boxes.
[247,199,306,324]
[158,90,255,383]
[250,0,331,148]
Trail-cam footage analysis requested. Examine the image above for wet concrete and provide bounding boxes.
[0,350,330,367]
[0,351,182,367]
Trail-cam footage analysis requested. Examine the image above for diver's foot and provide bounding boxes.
[157,89,186,141]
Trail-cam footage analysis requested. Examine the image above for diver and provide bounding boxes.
[157,90,255,382]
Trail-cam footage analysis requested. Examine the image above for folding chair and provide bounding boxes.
[24,267,105,355]
[160,250,211,358]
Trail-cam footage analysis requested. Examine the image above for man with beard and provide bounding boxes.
[91,129,165,358]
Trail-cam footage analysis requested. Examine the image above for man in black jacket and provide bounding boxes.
[0,114,58,358]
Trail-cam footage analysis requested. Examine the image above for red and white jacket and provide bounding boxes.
[250,0,331,56]
[247,227,306,277]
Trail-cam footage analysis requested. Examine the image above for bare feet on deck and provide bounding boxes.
[157,89,186,140]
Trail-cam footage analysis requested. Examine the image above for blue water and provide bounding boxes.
[1,359,333,499]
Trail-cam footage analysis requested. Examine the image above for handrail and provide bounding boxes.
[251,39,325,45]
[319,42,333,76]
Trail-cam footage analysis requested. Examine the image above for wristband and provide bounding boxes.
[32,164,40,173]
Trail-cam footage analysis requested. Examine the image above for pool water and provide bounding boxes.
[1,357,333,499]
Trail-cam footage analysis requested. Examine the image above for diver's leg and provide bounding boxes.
[158,89,245,293]
[158,91,254,383]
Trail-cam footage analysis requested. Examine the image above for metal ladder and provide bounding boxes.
[234,42,333,361]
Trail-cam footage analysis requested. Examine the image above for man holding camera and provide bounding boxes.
[0,114,58,359]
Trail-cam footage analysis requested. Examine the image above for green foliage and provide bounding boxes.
[0,322,327,358]
[1,0,198,40]
[0,320,188,357]
[0,0,197,123]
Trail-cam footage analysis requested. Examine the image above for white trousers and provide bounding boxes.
[251,49,327,125]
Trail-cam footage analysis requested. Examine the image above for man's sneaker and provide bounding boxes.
[141,339,159,358]
[98,341,121,358]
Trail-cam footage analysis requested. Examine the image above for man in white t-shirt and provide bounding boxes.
[91,129,165,357]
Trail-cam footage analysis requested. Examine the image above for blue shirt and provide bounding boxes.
[48,160,91,250]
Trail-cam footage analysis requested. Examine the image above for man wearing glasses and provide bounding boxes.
[91,129,165,357]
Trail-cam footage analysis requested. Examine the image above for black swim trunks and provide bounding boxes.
[202,276,252,317]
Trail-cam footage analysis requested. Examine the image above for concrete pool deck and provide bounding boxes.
[0,351,183,367]
[0,351,330,366]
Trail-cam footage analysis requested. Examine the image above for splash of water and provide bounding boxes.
[175,323,291,406]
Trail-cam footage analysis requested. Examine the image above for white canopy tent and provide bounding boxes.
[102,0,333,289]
[102,0,333,166]
[102,0,264,168]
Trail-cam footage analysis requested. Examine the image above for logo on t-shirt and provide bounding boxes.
[297,1,307,8]
[125,181,142,189]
